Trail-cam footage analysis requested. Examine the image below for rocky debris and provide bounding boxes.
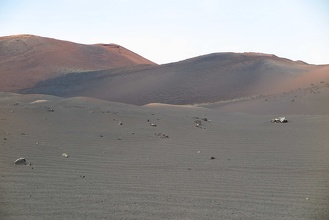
[117,137,122,140]
[271,117,288,123]
[14,157,27,165]
[194,117,210,122]
[155,133,169,139]
[210,156,216,160]
[150,123,157,127]
[118,121,123,125]
[62,153,69,158]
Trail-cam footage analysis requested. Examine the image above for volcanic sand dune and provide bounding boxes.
[1,92,329,219]
[22,52,322,105]
[0,35,156,92]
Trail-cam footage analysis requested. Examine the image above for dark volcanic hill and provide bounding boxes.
[0,35,156,91]
[22,52,325,105]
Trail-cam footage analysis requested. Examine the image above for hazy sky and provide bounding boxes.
[1,0,328,64]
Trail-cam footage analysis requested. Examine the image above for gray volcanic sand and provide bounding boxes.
[1,93,329,219]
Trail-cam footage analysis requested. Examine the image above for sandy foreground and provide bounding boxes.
[0,92,329,219]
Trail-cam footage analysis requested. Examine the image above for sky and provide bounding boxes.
[0,0,328,64]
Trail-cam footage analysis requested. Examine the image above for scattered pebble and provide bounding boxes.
[45,107,54,112]
[100,135,103,137]
[14,157,27,165]
[150,123,157,127]
[117,137,122,140]
[155,133,169,139]
[210,157,216,160]
[118,121,123,125]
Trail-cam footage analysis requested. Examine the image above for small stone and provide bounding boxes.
[210,157,216,160]
[62,153,69,158]
[117,137,122,140]
[100,135,103,137]
[14,157,27,165]
[150,123,157,127]
[45,107,54,112]
[118,121,123,125]
[3,138,7,141]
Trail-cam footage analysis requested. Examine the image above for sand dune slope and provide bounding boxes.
[1,92,329,219]
[0,35,156,91]
[22,52,320,105]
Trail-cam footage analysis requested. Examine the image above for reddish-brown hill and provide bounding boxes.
[0,34,156,91]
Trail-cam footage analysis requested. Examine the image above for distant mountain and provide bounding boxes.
[22,51,327,105]
[0,34,156,91]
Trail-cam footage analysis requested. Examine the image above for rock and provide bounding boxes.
[210,157,216,160]
[271,117,288,123]
[14,158,27,165]
[118,121,123,125]
[62,153,69,158]
[117,137,122,140]
[150,123,157,127]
